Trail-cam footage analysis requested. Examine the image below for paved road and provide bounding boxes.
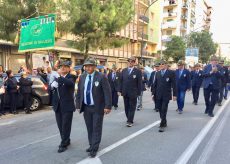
[0,91,230,164]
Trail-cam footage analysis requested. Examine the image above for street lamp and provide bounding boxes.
[140,0,160,65]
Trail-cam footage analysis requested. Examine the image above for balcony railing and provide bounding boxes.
[163,12,177,17]
[162,22,177,29]
[138,32,148,40]
[182,3,188,9]
[181,15,188,20]
[139,15,149,23]
[162,35,172,42]
[164,0,178,7]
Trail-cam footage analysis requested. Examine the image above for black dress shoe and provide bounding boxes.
[208,113,214,117]
[86,147,92,152]
[58,146,67,153]
[159,127,165,132]
[204,111,208,114]
[89,151,97,158]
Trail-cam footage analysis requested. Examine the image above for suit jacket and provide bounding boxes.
[119,67,142,98]
[152,70,177,101]
[52,73,76,113]
[76,71,112,115]
[191,70,203,87]
[202,64,222,90]
[220,66,229,86]
[175,69,191,91]
[108,71,121,92]
[5,77,18,93]
[18,77,33,94]
[148,71,156,88]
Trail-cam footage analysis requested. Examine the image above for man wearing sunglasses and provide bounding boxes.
[119,56,142,127]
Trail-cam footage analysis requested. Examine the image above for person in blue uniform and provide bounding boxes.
[191,63,203,105]
[203,56,223,117]
[175,60,191,114]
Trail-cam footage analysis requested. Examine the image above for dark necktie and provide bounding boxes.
[161,70,165,77]
[113,73,116,81]
[86,75,92,105]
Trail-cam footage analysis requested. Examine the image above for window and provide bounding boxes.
[166,30,173,35]
[150,12,154,21]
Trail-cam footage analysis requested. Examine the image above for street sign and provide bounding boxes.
[19,14,56,52]
[185,48,199,66]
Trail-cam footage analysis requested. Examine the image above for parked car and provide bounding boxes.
[2,74,49,111]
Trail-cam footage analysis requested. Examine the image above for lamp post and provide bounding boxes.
[140,0,160,65]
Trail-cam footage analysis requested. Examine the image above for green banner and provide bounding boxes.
[19,14,56,52]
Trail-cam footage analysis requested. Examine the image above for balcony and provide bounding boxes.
[162,21,177,29]
[163,12,177,18]
[182,3,188,10]
[191,10,195,17]
[180,25,187,31]
[162,35,172,42]
[138,32,148,40]
[139,0,150,7]
[139,15,149,24]
[181,15,188,20]
[191,18,196,24]
[191,0,196,5]
[164,0,178,7]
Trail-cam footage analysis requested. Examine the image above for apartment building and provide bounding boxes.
[161,0,197,49]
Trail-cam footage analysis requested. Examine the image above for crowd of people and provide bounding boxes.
[0,55,229,158]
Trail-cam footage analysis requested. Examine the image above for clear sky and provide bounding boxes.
[209,0,230,43]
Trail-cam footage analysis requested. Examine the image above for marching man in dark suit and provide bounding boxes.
[52,61,76,153]
[191,63,203,105]
[175,60,191,114]
[217,60,228,106]
[76,57,112,158]
[148,63,160,112]
[203,56,223,117]
[108,64,120,110]
[119,56,142,127]
[152,61,177,132]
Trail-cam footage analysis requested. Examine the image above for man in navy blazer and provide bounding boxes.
[52,61,76,153]
[203,56,223,117]
[148,63,160,112]
[191,63,203,105]
[119,56,142,127]
[175,60,191,114]
[76,57,112,158]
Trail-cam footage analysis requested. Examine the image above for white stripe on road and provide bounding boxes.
[175,98,230,164]
[76,120,161,164]
[197,99,230,164]
[0,120,16,126]
[0,133,59,156]
[117,111,125,115]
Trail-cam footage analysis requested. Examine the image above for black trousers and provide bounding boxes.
[218,85,225,104]
[204,85,219,115]
[0,94,5,113]
[155,98,169,125]
[192,86,201,103]
[23,93,32,111]
[9,93,17,112]
[112,90,119,107]
[55,108,73,147]
[123,96,137,123]
[83,105,104,151]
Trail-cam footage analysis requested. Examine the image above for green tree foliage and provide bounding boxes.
[187,31,217,63]
[164,36,186,62]
[57,0,134,55]
[0,0,56,41]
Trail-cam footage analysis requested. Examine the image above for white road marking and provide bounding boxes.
[117,111,125,115]
[0,133,59,156]
[175,98,230,164]
[36,119,44,123]
[197,99,230,164]
[77,157,103,164]
[76,120,161,164]
[0,120,16,126]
